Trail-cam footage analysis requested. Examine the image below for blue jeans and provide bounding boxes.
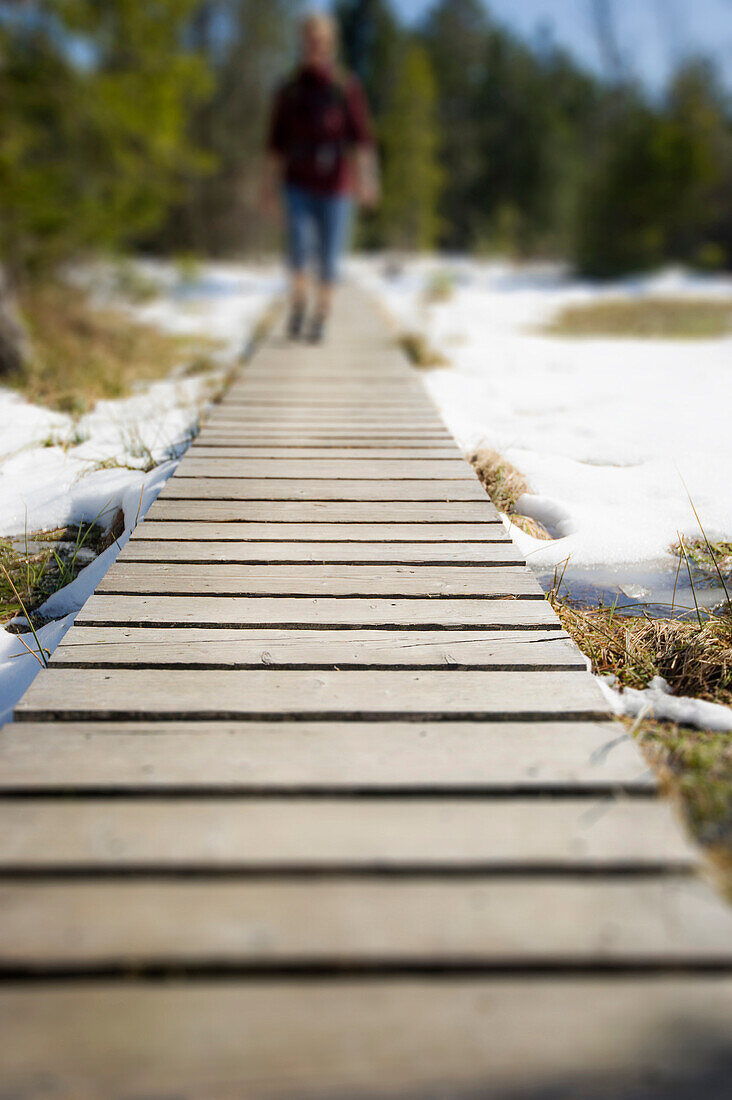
[283,184,353,285]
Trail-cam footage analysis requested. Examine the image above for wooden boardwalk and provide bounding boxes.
[1,286,731,1097]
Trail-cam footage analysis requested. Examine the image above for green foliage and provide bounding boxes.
[0,0,211,278]
[336,0,404,249]
[337,0,403,119]
[377,44,443,250]
[421,0,489,249]
[423,0,600,257]
[576,64,731,277]
[0,520,108,627]
[161,0,303,255]
[0,0,729,278]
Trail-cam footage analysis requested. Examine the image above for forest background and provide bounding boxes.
[1,0,731,308]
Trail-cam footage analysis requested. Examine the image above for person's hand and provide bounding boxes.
[356,177,380,211]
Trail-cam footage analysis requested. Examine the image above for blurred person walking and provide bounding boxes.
[262,12,379,344]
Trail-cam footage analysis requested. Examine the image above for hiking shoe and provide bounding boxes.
[307,314,326,344]
[287,304,305,340]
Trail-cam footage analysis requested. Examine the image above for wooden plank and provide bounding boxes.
[204,417,446,430]
[209,399,440,412]
[188,446,463,459]
[224,392,427,404]
[0,720,654,791]
[203,424,451,438]
[218,405,439,419]
[223,394,434,406]
[51,626,584,669]
[74,594,562,628]
[241,363,409,375]
[236,368,411,376]
[210,403,441,414]
[0,796,691,871]
[196,428,454,440]
[1,979,729,1099]
[14,668,608,721]
[119,540,522,563]
[159,478,488,502]
[175,458,470,478]
[95,564,543,598]
[128,521,513,542]
[3,877,731,969]
[232,382,422,392]
[146,500,501,522]
[205,409,445,422]
[195,434,456,446]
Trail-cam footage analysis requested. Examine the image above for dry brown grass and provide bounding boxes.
[470,448,552,539]
[398,332,449,369]
[550,592,732,877]
[421,270,455,305]
[551,598,732,702]
[545,296,732,340]
[13,281,222,414]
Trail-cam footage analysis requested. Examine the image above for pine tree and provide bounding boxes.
[0,0,211,278]
[421,0,489,249]
[336,0,402,119]
[378,44,443,250]
[574,61,730,276]
[162,0,303,254]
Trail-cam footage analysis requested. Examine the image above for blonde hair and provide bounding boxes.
[301,11,339,47]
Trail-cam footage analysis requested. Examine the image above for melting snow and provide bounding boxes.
[0,261,281,723]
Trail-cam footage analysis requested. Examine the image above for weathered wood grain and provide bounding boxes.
[119,539,522,563]
[224,394,428,407]
[95,563,543,598]
[203,410,447,424]
[175,458,470,478]
[223,394,435,406]
[0,282,719,1095]
[188,446,463,459]
[196,430,454,442]
[0,720,654,790]
[3,877,730,968]
[146,499,501,522]
[1,979,730,1099]
[0,796,691,870]
[74,594,561,629]
[51,626,583,668]
[15,668,609,721]
[128,521,513,542]
[159,477,488,502]
[205,404,443,418]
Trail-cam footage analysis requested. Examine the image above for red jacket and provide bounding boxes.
[267,65,375,195]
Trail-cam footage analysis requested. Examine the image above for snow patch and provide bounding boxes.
[0,260,281,724]
[596,674,732,733]
[356,257,732,575]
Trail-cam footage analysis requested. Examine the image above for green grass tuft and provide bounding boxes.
[0,511,122,627]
